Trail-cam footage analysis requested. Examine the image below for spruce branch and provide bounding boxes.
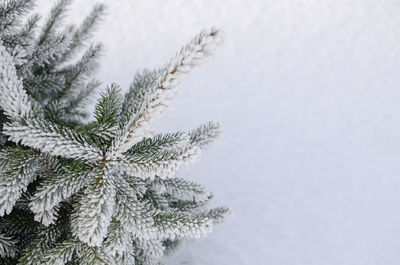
[145,188,169,210]
[93,84,122,127]
[0,233,17,258]
[60,3,106,62]
[65,79,101,116]
[202,207,231,225]
[55,43,103,102]
[0,146,40,216]
[0,1,228,262]
[37,0,71,46]
[40,240,81,265]
[113,177,155,240]
[109,131,205,180]
[119,69,158,131]
[17,13,40,43]
[0,42,33,120]
[0,13,39,53]
[17,217,70,265]
[111,27,222,155]
[23,73,66,105]
[4,118,103,163]
[71,84,122,147]
[26,33,71,74]
[152,177,212,203]
[153,211,213,240]
[112,144,201,180]
[134,238,164,265]
[0,208,38,236]
[30,164,98,226]
[0,0,35,32]
[189,121,221,148]
[113,250,136,265]
[112,122,220,179]
[79,244,114,265]
[125,132,189,155]
[71,167,116,247]
[103,220,132,257]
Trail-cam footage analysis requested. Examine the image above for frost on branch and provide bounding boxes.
[30,164,98,226]
[0,1,229,263]
[72,167,116,247]
[0,43,33,120]
[111,27,223,156]
[0,147,40,216]
[4,118,103,162]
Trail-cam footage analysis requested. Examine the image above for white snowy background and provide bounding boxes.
[36,0,400,264]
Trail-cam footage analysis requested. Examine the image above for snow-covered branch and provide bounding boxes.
[111,27,222,155]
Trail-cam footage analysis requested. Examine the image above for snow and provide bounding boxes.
[35,0,400,264]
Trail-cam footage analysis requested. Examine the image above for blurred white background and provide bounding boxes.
[36,0,400,264]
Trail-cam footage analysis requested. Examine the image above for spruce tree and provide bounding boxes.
[0,0,229,264]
